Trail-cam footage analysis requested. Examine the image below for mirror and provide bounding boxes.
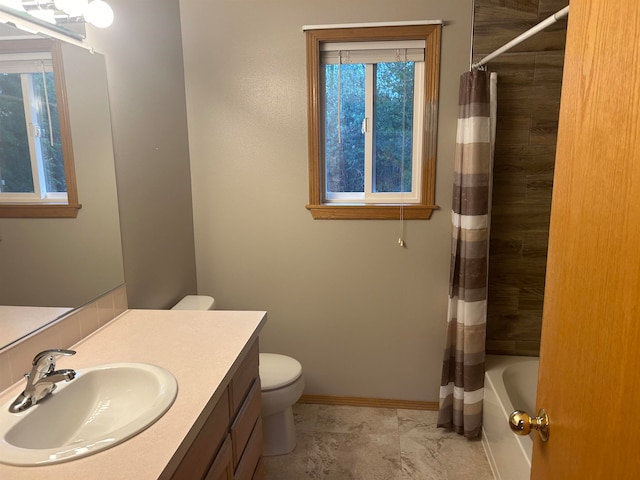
[0,22,124,350]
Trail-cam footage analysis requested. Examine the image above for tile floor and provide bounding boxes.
[263,404,495,480]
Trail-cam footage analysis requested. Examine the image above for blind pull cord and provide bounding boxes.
[398,52,408,248]
[337,51,342,145]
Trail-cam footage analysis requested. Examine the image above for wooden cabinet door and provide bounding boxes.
[205,436,234,480]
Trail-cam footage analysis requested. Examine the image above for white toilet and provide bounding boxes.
[172,295,304,456]
[258,353,304,456]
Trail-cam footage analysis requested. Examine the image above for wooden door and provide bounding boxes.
[531,0,640,478]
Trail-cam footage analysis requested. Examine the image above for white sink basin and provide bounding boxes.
[0,363,178,466]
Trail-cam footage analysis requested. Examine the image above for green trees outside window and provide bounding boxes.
[324,62,415,197]
[0,69,65,196]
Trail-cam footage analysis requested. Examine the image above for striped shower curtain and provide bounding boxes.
[437,69,496,438]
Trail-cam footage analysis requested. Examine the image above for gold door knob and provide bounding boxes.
[509,408,549,441]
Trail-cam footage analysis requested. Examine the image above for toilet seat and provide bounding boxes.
[259,353,302,391]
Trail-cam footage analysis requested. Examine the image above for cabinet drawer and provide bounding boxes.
[251,457,265,480]
[234,418,263,480]
[231,379,261,467]
[172,389,230,479]
[204,435,233,480]
[230,340,259,416]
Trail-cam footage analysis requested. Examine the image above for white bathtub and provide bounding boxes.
[482,355,539,480]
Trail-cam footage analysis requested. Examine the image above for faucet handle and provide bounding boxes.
[32,349,76,368]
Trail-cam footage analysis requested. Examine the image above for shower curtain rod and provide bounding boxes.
[472,5,569,69]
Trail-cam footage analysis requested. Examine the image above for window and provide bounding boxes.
[0,39,80,218]
[305,24,441,219]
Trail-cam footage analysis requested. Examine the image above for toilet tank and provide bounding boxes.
[171,295,215,311]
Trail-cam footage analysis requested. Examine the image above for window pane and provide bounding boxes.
[324,63,365,194]
[0,70,65,197]
[0,73,34,193]
[374,62,414,193]
[31,72,65,193]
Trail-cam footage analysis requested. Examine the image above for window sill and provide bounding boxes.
[0,203,82,218]
[306,204,438,220]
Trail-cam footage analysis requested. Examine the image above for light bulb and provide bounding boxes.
[85,0,113,28]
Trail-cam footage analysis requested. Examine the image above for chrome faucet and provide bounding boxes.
[9,349,77,413]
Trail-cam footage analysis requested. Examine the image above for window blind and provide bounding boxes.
[0,52,53,74]
[321,40,425,64]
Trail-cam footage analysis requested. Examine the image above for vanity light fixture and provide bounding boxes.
[0,0,114,28]
[82,0,112,28]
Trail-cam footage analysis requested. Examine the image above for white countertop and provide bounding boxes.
[0,308,267,479]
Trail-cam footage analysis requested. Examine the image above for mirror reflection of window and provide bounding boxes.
[0,51,67,202]
[0,39,80,218]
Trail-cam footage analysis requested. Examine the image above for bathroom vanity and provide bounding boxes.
[167,337,264,480]
[0,309,267,480]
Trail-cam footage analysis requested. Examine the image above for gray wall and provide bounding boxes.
[88,0,197,309]
[82,0,473,402]
[180,0,473,401]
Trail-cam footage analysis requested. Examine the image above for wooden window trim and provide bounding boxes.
[305,24,441,220]
[0,39,81,219]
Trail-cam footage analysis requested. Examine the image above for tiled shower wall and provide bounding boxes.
[473,0,568,355]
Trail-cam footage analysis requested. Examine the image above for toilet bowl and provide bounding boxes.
[259,353,304,456]
[172,295,304,456]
